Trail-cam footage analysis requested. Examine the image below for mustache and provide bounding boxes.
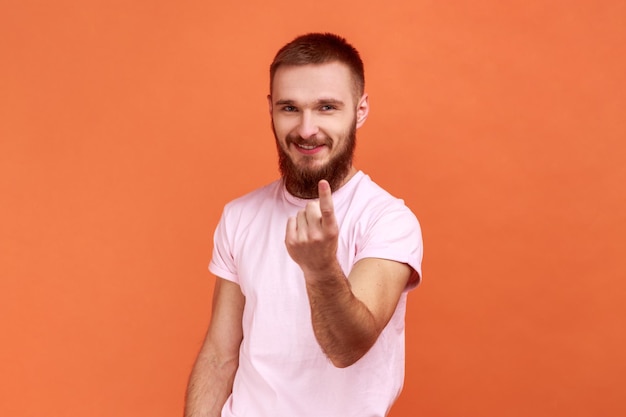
[285,133,332,147]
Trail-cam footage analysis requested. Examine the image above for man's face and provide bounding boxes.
[269,62,369,198]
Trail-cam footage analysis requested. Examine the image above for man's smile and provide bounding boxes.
[294,143,327,155]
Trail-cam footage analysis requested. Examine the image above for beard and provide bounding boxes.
[273,120,357,199]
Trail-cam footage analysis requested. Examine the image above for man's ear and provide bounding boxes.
[356,93,369,128]
[267,95,273,116]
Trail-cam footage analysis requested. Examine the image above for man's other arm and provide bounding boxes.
[184,278,244,417]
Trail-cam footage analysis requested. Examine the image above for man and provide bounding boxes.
[185,33,423,417]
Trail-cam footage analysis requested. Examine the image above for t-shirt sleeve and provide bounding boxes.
[208,207,239,284]
[354,201,423,290]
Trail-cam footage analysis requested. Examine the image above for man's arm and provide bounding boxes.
[184,278,244,417]
[304,257,411,368]
[285,180,413,368]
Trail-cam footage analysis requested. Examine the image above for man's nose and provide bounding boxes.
[296,112,319,139]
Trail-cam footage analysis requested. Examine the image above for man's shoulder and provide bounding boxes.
[350,172,411,212]
[346,172,421,233]
[223,178,283,213]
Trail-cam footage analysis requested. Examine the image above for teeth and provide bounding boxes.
[297,144,320,150]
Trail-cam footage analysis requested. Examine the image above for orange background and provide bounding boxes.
[1,1,625,416]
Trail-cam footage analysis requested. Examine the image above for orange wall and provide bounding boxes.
[1,1,625,416]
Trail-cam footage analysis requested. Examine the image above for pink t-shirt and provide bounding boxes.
[209,171,423,417]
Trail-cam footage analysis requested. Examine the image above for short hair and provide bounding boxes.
[269,33,365,100]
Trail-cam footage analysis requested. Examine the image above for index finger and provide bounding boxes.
[318,180,336,225]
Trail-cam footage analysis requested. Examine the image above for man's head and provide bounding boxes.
[268,33,369,199]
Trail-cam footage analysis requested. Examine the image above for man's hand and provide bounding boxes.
[285,180,339,275]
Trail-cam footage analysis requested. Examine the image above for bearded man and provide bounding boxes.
[184,33,423,417]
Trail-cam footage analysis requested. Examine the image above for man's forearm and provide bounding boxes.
[304,263,380,368]
[184,352,238,417]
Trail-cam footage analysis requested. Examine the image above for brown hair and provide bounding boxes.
[269,33,365,100]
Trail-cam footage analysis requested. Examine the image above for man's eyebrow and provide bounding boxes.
[316,98,345,106]
[275,99,295,105]
[274,98,346,106]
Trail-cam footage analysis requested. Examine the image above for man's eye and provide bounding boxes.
[320,105,336,111]
[282,106,297,112]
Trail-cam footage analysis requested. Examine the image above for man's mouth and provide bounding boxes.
[292,142,327,155]
[296,144,321,150]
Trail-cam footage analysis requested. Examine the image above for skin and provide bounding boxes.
[184,278,243,417]
[184,61,413,416]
